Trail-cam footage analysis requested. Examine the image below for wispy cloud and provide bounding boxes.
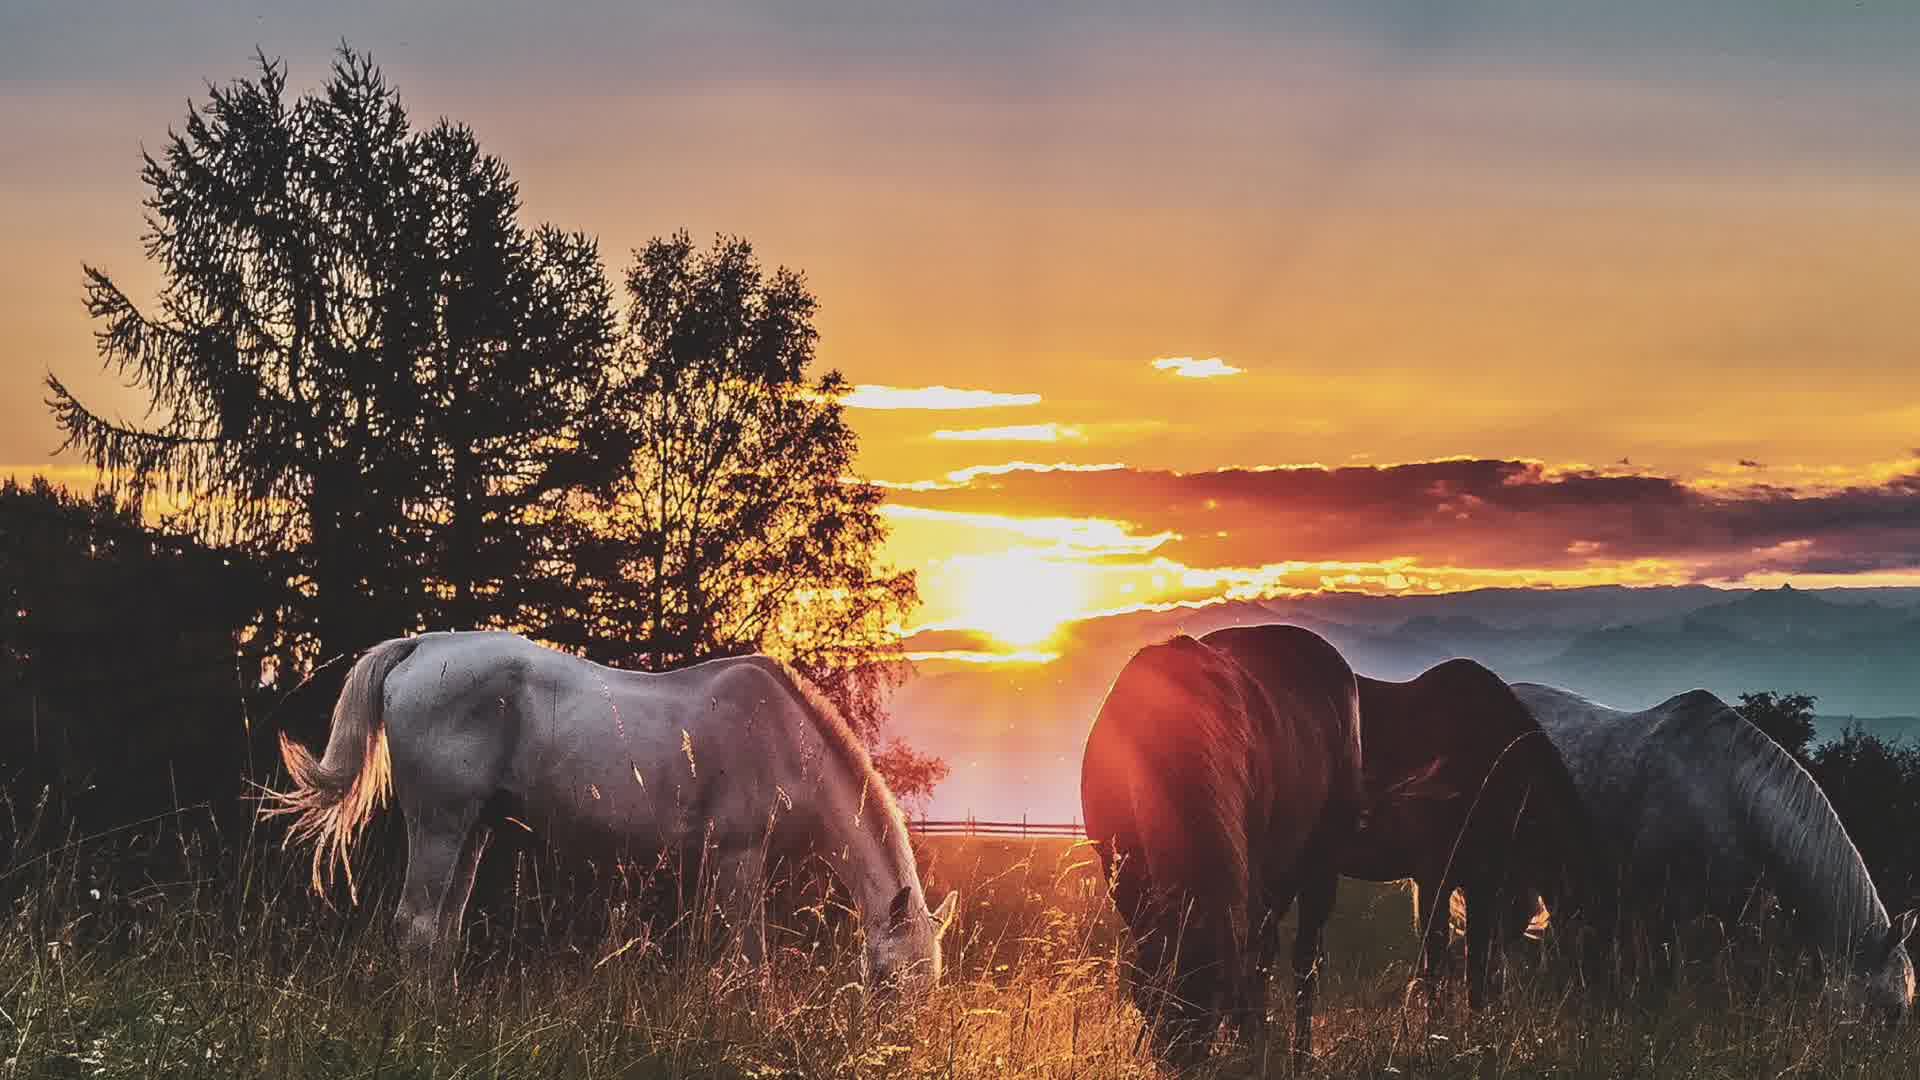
[839,384,1041,410]
[943,461,1125,484]
[879,503,1172,558]
[933,423,1083,443]
[1151,356,1242,379]
[1691,452,1920,494]
[868,460,1126,492]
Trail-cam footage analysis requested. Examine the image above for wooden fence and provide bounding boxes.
[909,815,1087,839]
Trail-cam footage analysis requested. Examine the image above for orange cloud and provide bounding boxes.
[876,454,1920,634]
[879,503,1171,558]
[890,456,1920,574]
[932,423,1083,443]
[838,385,1041,410]
[941,461,1125,484]
[1150,356,1242,379]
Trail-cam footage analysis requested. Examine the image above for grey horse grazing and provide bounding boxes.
[264,631,956,990]
[1513,683,1917,1022]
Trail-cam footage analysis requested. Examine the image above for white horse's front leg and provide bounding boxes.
[709,848,768,968]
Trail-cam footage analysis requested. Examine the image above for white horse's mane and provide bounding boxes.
[1708,698,1888,951]
[750,657,917,871]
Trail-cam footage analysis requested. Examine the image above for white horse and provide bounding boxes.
[264,631,956,989]
[1513,683,1916,1022]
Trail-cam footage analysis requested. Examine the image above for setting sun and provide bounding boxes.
[939,551,1090,647]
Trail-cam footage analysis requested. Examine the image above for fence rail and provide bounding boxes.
[909,816,1087,839]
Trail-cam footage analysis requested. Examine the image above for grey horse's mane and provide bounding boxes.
[1707,694,1888,951]
[1657,690,1888,954]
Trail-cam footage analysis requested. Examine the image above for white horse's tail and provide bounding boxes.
[260,637,421,900]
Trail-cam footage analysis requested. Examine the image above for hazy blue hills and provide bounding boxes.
[1507,586,1920,716]
[892,584,1920,820]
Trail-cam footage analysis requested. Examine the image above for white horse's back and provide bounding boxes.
[384,632,814,854]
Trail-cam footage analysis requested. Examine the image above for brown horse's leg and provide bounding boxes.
[1464,879,1496,1010]
[1116,871,1211,1064]
[1109,858,1185,1057]
[1292,869,1338,1061]
[1238,887,1293,1054]
[1164,901,1227,1068]
[1414,873,1454,996]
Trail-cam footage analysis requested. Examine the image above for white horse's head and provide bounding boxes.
[868,886,959,996]
[1852,910,1919,1026]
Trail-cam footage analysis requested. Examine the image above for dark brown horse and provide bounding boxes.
[1343,658,1595,1009]
[1081,627,1363,1064]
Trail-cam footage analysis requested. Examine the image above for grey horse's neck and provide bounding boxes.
[811,738,921,925]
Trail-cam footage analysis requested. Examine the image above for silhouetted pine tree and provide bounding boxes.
[44,49,935,810]
[46,48,623,668]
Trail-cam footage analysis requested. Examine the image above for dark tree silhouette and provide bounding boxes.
[0,477,290,834]
[558,233,917,740]
[1738,690,1818,764]
[42,49,943,818]
[45,48,623,666]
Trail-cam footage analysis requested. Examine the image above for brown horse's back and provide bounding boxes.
[1348,658,1585,887]
[1346,658,1594,1004]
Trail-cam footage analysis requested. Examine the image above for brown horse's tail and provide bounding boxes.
[259,637,421,900]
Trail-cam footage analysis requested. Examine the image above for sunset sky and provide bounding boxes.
[6,2,1920,653]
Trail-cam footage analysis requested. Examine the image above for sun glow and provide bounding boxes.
[937,551,1092,648]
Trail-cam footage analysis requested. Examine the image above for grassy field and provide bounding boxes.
[4,824,1917,1078]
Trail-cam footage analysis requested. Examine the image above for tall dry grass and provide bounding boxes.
[3,806,1916,1078]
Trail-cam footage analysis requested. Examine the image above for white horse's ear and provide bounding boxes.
[1894,909,1919,946]
[932,890,958,935]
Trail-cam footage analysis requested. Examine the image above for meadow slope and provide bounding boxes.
[3,829,1915,1077]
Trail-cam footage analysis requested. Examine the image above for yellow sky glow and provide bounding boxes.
[6,11,1920,655]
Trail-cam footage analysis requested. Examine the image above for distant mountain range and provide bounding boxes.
[887,585,1920,820]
